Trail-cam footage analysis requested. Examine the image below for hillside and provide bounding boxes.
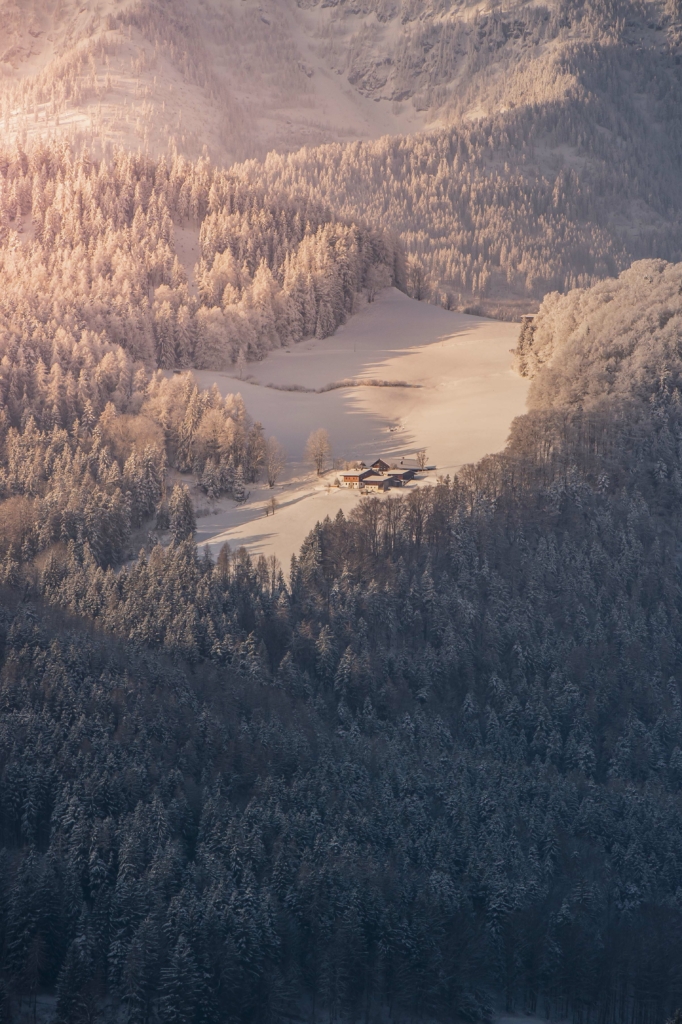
[2,0,682,311]
[516,257,682,407]
[5,5,682,1020]
[232,0,682,313]
[0,0,428,163]
[2,266,682,1023]
[3,0,681,162]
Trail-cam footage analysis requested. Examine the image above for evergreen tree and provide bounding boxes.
[168,484,196,543]
[123,919,160,1024]
[233,466,247,504]
[158,936,200,1024]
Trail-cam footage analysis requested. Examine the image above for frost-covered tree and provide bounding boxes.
[265,436,286,488]
[168,484,196,543]
[305,428,331,475]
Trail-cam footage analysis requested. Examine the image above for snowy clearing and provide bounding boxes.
[192,288,528,568]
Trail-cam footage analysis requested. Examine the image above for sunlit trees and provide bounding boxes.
[0,142,396,382]
[515,259,682,411]
[265,436,286,487]
[305,428,331,475]
[0,321,277,565]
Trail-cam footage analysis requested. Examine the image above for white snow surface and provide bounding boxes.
[192,288,528,568]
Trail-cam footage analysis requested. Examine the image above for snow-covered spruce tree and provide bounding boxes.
[233,465,247,503]
[158,936,201,1024]
[168,484,196,544]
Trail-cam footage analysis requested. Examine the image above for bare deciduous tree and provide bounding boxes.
[366,263,392,302]
[407,255,427,301]
[416,448,428,470]
[266,436,286,487]
[305,428,331,475]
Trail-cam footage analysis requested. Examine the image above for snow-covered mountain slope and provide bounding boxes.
[2,0,681,164]
[2,0,682,314]
[0,0,426,162]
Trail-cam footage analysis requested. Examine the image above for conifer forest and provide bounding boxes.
[2,1,682,1023]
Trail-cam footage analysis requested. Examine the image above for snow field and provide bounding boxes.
[192,288,528,568]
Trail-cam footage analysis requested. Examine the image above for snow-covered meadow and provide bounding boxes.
[192,289,528,567]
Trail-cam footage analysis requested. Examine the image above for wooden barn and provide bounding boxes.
[387,468,416,486]
[362,474,391,492]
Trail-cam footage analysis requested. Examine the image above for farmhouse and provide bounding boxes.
[362,474,391,492]
[341,469,371,488]
[340,458,418,492]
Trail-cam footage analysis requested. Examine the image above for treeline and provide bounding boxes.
[515,258,682,409]
[3,263,682,1021]
[0,141,398,370]
[0,303,270,568]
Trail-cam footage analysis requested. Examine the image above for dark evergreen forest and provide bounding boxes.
[2,261,682,1023]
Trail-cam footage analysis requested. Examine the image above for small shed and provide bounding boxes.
[388,469,415,486]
